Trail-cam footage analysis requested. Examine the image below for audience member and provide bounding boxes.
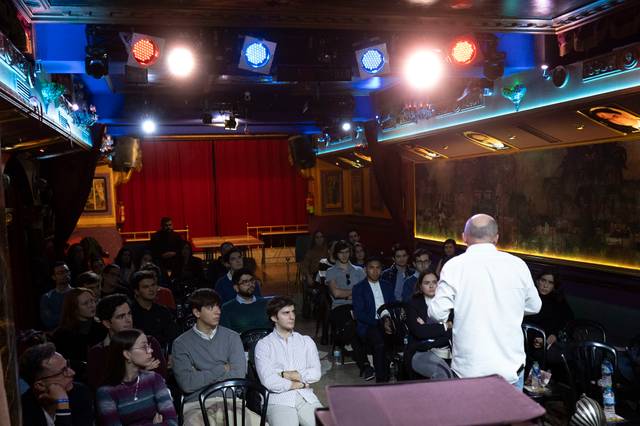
[300,231,327,290]
[429,214,542,389]
[435,238,458,276]
[20,343,94,425]
[74,271,101,301]
[96,329,177,425]
[100,264,128,298]
[51,288,106,367]
[405,270,452,379]
[381,244,415,302]
[314,240,337,345]
[400,248,432,302]
[352,256,395,383]
[172,288,250,424]
[139,262,176,309]
[89,294,167,390]
[326,240,366,309]
[65,244,86,286]
[89,256,105,276]
[347,229,361,246]
[351,242,367,268]
[130,271,178,348]
[174,241,206,287]
[40,262,73,330]
[255,296,322,426]
[149,216,183,275]
[215,247,262,304]
[114,247,136,286]
[206,241,235,285]
[220,268,271,334]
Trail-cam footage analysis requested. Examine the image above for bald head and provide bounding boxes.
[463,214,499,245]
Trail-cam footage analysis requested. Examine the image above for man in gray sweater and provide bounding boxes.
[173,288,258,425]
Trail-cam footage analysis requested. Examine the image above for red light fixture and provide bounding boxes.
[449,37,478,65]
[132,38,160,67]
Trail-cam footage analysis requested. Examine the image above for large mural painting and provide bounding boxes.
[415,141,640,270]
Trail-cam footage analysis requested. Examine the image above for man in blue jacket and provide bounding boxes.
[352,256,395,382]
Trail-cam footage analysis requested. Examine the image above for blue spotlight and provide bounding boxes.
[245,42,270,68]
[238,36,277,74]
[360,49,385,74]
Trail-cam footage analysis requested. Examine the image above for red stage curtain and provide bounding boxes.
[117,140,216,237]
[213,138,307,235]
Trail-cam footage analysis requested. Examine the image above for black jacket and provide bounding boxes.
[526,291,574,336]
[404,295,452,369]
[21,382,94,426]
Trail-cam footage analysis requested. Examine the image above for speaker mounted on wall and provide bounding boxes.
[288,135,316,169]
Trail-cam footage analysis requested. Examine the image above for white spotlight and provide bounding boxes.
[341,122,352,132]
[403,50,444,90]
[167,47,195,77]
[141,118,156,134]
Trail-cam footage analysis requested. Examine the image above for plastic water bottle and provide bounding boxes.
[603,386,616,418]
[333,348,342,364]
[531,361,542,390]
[600,359,613,388]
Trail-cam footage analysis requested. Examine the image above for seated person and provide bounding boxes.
[405,270,452,379]
[172,288,256,425]
[89,294,167,390]
[139,263,176,310]
[51,288,107,371]
[351,242,367,268]
[435,238,458,276]
[96,329,177,425]
[149,216,183,276]
[314,240,337,345]
[19,342,94,425]
[114,247,136,286]
[130,271,178,348]
[381,244,415,303]
[40,262,73,331]
[352,256,395,383]
[174,241,206,287]
[220,268,272,334]
[255,297,322,426]
[215,247,262,304]
[401,248,433,303]
[75,271,101,302]
[100,264,129,299]
[206,241,235,285]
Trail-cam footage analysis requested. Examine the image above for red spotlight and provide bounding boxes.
[132,38,160,67]
[450,37,478,65]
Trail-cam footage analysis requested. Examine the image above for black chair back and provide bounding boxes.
[565,319,606,343]
[522,323,547,370]
[572,341,617,399]
[198,378,269,426]
[240,328,272,386]
[376,302,410,347]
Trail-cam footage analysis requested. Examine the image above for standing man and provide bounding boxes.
[255,297,322,426]
[381,244,415,302]
[149,216,183,274]
[429,214,542,388]
[401,248,432,302]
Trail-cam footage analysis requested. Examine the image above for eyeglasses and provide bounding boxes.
[131,343,153,353]
[37,359,73,381]
[345,273,351,286]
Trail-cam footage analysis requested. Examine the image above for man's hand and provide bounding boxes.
[153,413,164,424]
[382,317,393,335]
[224,363,231,372]
[37,383,68,406]
[547,334,557,346]
[145,358,161,371]
[416,317,425,325]
[446,321,453,330]
[283,371,302,382]
[290,381,307,390]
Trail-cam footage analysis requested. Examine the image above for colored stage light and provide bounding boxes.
[245,42,271,68]
[342,122,352,132]
[450,38,477,65]
[238,36,277,74]
[132,38,160,67]
[360,48,385,74]
[141,118,156,134]
[167,47,195,77]
[403,50,444,90]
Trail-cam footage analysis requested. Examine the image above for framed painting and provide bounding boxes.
[577,104,640,135]
[321,170,344,212]
[351,169,364,214]
[84,177,108,212]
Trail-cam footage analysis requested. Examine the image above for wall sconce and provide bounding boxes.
[541,64,551,80]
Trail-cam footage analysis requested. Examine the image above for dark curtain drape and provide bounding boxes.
[365,121,411,246]
[44,125,103,256]
[117,140,216,238]
[213,138,307,235]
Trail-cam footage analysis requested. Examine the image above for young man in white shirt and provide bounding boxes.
[255,296,322,426]
[429,214,542,389]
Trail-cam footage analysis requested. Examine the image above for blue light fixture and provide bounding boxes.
[355,43,389,79]
[238,36,277,74]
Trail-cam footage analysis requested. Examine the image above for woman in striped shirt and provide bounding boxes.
[96,329,177,425]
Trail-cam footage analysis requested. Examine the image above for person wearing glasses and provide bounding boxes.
[400,248,433,303]
[96,329,177,425]
[20,342,94,425]
[220,268,272,334]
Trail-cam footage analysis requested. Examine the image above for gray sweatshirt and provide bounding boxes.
[172,325,246,402]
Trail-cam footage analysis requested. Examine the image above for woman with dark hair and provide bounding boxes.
[114,247,136,286]
[96,329,177,425]
[52,288,107,379]
[435,239,458,276]
[351,242,367,268]
[173,241,205,287]
[66,243,87,285]
[405,270,452,379]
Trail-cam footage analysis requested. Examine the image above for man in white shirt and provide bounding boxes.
[429,214,542,389]
[255,296,322,426]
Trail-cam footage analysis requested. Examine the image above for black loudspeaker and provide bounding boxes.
[111,137,141,171]
[288,135,316,169]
